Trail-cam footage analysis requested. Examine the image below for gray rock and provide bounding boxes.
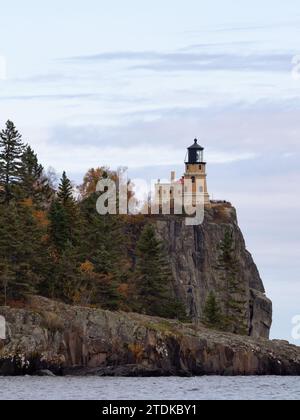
[35,370,56,377]
[155,204,272,338]
[0,297,299,376]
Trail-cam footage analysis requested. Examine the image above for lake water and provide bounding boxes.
[0,376,299,400]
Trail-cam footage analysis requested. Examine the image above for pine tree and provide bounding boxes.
[135,223,185,319]
[90,246,121,310]
[0,120,24,203]
[48,200,71,251]
[79,193,125,268]
[203,291,222,328]
[19,145,52,205]
[0,202,43,302]
[57,171,74,207]
[48,172,76,251]
[216,228,248,335]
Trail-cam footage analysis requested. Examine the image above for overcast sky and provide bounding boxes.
[0,0,300,342]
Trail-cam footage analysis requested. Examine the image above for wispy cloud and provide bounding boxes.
[46,99,300,160]
[13,73,72,84]
[64,50,293,73]
[185,20,300,34]
[0,93,101,101]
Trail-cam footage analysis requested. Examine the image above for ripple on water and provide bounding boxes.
[0,376,299,400]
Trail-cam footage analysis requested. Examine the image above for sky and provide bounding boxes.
[0,0,300,342]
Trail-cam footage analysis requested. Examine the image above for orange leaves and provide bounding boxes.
[33,210,49,228]
[79,167,108,199]
[20,198,34,208]
[19,198,50,228]
[79,260,95,274]
[117,283,129,298]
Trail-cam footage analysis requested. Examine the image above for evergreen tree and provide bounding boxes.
[135,223,185,319]
[48,172,77,252]
[79,193,125,268]
[78,194,126,309]
[0,120,24,203]
[48,200,71,251]
[57,171,74,207]
[216,228,248,335]
[203,291,222,328]
[0,202,43,302]
[19,145,52,205]
[90,246,121,310]
[55,249,80,303]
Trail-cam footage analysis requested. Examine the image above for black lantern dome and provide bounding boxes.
[186,139,205,164]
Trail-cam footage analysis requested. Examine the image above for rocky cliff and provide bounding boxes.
[154,203,272,339]
[0,202,278,376]
[0,296,299,376]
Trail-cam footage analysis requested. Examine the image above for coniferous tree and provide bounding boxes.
[78,194,126,309]
[135,223,186,319]
[90,246,121,310]
[0,202,43,302]
[19,145,52,205]
[0,120,24,203]
[203,291,222,328]
[80,193,125,267]
[48,172,77,251]
[57,171,74,207]
[46,173,81,298]
[48,200,71,251]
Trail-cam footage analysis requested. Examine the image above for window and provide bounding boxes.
[199,165,202,170]
[191,176,196,184]
[199,186,203,192]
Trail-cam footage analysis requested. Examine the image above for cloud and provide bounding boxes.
[0,93,101,101]
[45,99,300,158]
[13,73,73,84]
[179,41,257,51]
[185,20,300,34]
[64,50,293,73]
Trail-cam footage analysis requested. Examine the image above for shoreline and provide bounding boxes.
[1,296,300,377]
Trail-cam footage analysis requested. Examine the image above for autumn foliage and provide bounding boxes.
[0,120,186,320]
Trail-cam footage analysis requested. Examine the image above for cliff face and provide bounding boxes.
[0,203,276,376]
[0,297,298,377]
[154,203,272,339]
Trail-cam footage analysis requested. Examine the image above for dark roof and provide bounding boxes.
[188,138,204,150]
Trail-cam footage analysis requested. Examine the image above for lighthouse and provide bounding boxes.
[184,139,210,206]
[155,139,211,210]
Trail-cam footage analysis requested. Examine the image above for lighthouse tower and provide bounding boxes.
[184,139,210,206]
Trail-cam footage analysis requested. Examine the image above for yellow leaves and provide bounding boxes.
[19,199,50,229]
[79,260,95,273]
[71,288,87,305]
[33,210,49,228]
[20,198,34,208]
